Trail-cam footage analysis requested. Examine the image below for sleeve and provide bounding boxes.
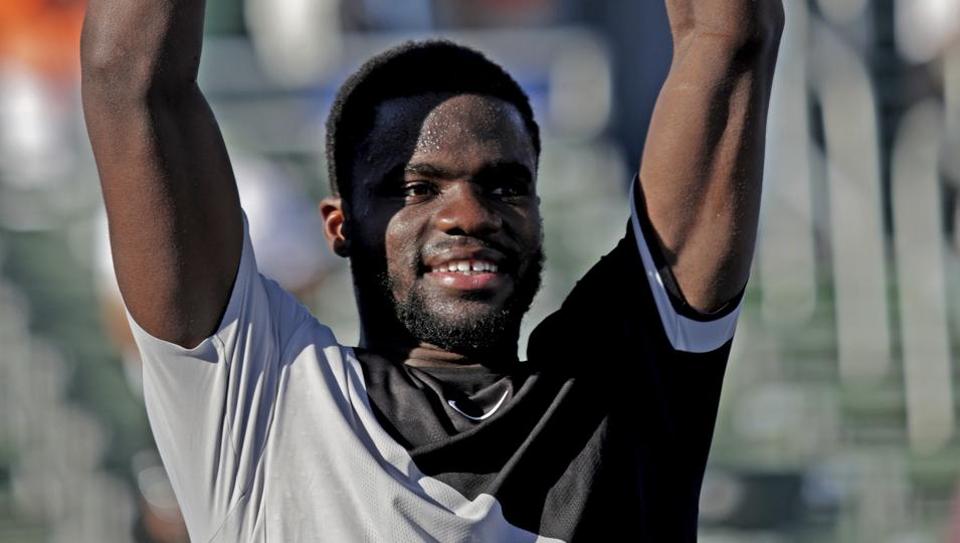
[626,178,743,353]
[526,177,745,523]
[528,176,744,363]
[127,214,311,541]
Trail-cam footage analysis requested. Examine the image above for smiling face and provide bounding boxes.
[341,93,543,356]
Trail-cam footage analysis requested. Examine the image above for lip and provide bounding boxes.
[421,248,508,272]
[421,248,513,292]
[424,270,509,291]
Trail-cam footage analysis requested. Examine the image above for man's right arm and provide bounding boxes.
[82,0,241,348]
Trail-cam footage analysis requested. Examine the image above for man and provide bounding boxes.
[81,1,783,541]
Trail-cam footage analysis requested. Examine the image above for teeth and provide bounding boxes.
[432,260,499,274]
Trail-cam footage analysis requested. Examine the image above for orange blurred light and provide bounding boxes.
[0,0,87,80]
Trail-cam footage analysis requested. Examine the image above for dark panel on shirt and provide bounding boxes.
[358,199,733,542]
[526,221,731,541]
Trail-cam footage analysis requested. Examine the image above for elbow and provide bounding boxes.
[741,13,784,61]
[81,30,152,98]
[704,28,782,61]
[729,7,785,61]
[80,27,196,102]
[678,6,785,65]
[81,19,129,82]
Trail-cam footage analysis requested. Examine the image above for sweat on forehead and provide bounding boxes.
[325,40,541,201]
[414,94,523,142]
[352,94,536,183]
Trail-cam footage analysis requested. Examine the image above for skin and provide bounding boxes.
[82,0,241,349]
[81,0,783,366]
[642,0,784,312]
[321,93,542,366]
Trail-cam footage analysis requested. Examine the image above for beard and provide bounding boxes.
[385,246,544,356]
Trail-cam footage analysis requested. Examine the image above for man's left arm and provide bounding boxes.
[639,0,784,314]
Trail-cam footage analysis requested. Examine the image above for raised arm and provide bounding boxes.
[82,0,242,347]
[639,1,783,313]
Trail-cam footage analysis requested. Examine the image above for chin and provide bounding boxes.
[430,301,510,329]
[396,291,523,354]
[383,249,544,354]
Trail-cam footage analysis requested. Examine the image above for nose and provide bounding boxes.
[434,182,502,237]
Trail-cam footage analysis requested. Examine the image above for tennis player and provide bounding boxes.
[82,1,783,540]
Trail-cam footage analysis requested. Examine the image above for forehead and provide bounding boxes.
[353,93,536,186]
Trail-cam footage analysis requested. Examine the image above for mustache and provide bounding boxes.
[417,237,520,273]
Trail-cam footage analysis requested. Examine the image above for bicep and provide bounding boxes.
[528,210,736,480]
[527,199,741,366]
[84,84,242,348]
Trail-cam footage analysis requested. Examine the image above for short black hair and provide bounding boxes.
[325,40,541,202]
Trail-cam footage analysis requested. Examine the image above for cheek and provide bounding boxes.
[528,209,543,237]
[514,209,544,270]
[384,212,426,282]
[510,206,542,245]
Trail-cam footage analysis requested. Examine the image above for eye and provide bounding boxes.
[488,180,530,198]
[402,180,437,201]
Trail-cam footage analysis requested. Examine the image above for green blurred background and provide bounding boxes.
[0,0,958,541]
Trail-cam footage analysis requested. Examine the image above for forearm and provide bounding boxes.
[81,0,206,98]
[639,1,783,313]
[665,0,783,53]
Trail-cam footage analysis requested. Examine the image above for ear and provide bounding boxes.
[319,196,350,258]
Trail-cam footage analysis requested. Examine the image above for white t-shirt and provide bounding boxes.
[131,219,566,542]
[131,188,741,542]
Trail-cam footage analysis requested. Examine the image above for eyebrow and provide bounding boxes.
[404,163,460,180]
[403,161,533,183]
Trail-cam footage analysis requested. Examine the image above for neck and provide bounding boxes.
[403,346,489,368]
[411,345,521,369]
[359,323,520,370]
[353,285,522,369]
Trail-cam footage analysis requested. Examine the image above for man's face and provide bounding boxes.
[347,93,543,354]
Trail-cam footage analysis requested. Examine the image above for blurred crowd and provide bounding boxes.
[0,0,958,541]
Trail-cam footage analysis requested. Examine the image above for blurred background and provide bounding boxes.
[0,0,958,541]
